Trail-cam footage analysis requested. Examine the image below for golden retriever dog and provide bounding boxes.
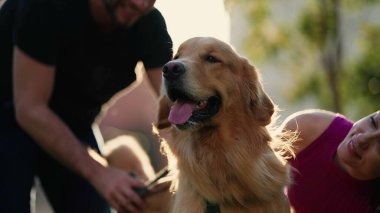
[155,37,292,213]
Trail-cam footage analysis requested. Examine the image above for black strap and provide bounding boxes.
[131,167,169,197]
[206,201,220,213]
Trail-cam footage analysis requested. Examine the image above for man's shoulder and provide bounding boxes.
[17,0,88,24]
[135,7,167,28]
[14,0,89,65]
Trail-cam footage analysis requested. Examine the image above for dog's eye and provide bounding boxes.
[205,55,220,63]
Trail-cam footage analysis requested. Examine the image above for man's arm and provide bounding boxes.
[13,47,99,179]
[13,47,144,213]
[145,67,163,96]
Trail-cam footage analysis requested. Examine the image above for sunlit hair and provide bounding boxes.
[267,110,298,163]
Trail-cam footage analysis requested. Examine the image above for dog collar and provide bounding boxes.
[206,201,220,213]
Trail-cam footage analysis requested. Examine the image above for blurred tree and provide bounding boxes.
[344,25,380,117]
[225,0,380,118]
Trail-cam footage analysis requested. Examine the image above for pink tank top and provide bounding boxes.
[288,114,373,213]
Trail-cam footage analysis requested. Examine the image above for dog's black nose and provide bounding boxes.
[162,61,185,80]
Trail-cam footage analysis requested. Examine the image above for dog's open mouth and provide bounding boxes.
[167,88,221,129]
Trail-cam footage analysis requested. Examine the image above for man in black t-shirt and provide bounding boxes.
[0,0,172,212]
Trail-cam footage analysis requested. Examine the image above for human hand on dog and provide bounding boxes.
[90,166,146,213]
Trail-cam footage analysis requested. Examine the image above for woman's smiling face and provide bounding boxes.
[337,111,380,180]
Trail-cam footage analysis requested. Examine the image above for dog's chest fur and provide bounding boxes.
[166,125,280,209]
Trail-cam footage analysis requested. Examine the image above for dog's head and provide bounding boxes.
[156,37,274,130]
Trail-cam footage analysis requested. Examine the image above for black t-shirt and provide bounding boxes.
[0,0,173,134]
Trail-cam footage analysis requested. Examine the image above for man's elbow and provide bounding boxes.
[14,102,38,130]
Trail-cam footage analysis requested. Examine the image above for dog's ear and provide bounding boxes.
[155,95,172,130]
[241,58,275,126]
[253,87,275,126]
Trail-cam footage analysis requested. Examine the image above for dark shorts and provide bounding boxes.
[0,105,111,213]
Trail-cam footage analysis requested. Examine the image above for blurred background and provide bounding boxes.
[224,0,380,121]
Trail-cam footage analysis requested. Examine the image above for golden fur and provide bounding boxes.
[155,37,292,213]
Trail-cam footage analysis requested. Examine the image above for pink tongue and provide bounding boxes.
[168,102,193,124]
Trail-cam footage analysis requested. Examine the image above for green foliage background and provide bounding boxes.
[225,0,380,119]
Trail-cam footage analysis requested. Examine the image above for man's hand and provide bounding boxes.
[91,166,146,213]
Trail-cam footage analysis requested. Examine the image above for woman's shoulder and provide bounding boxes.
[281,109,337,154]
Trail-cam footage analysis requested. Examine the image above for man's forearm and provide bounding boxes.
[146,67,163,96]
[15,104,105,181]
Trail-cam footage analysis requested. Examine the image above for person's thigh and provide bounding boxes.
[37,130,111,213]
[0,111,36,213]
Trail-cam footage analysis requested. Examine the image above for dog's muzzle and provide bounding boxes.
[162,61,221,130]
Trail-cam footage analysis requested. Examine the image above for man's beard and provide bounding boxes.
[102,0,130,28]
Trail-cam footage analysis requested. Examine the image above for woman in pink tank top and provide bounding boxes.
[281,109,380,213]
